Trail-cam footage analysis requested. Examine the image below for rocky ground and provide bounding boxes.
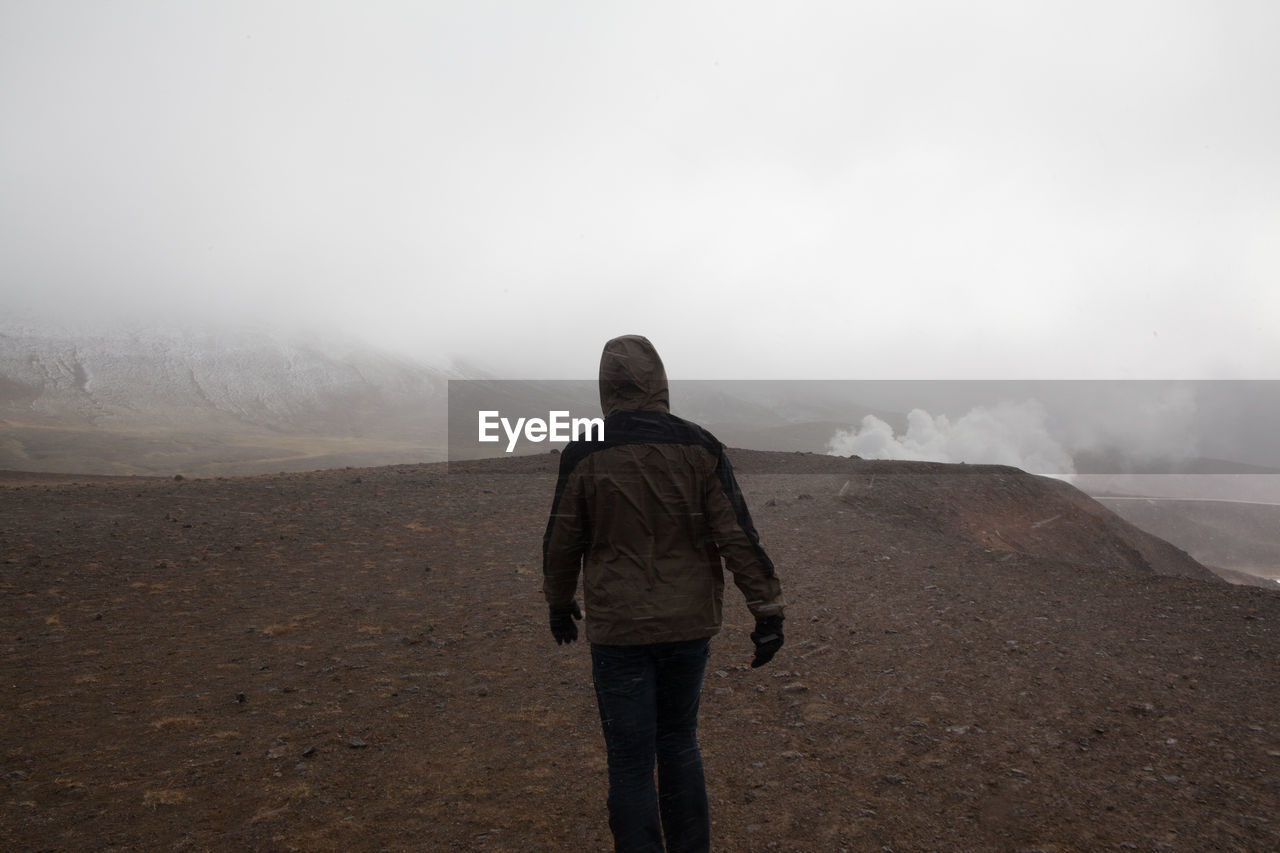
[2,451,1278,851]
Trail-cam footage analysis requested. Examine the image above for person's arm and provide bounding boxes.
[542,453,589,613]
[702,447,784,620]
[702,446,785,666]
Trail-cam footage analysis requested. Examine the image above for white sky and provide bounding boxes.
[3,1,1278,379]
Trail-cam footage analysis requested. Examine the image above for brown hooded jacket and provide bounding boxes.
[542,335,784,645]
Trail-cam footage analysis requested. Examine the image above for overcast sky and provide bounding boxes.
[3,1,1277,379]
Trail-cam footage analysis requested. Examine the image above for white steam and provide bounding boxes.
[1052,383,1199,461]
[827,399,1076,476]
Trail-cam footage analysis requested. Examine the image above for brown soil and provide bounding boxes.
[3,451,1278,852]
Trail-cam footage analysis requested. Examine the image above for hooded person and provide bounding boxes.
[542,334,785,853]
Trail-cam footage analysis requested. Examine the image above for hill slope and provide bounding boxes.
[1098,497,1280,587]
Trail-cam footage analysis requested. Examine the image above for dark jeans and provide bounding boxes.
[590,638,712,853]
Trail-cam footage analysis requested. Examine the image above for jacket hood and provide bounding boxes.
[598,335,669,416]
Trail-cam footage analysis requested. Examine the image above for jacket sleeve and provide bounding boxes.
[702,447,784,619]
[542,452,589,609]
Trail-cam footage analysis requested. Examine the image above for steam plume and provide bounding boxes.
[827,399,1075,477]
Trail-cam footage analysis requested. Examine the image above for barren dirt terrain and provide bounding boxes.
[1097,498,1280,588]
[3,451,1278,851]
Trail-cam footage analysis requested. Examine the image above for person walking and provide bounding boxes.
[542,334,785,853]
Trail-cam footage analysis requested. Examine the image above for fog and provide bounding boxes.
[3,2,1279,380]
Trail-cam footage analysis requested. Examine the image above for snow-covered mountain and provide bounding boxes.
[0,322,454,475]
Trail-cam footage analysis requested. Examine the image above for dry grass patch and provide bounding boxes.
[143,789,191,808]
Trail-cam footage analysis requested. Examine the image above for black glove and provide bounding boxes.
[549,600,583,645]
[750,614,784,668]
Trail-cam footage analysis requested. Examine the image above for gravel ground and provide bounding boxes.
[2,451,1277,851]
